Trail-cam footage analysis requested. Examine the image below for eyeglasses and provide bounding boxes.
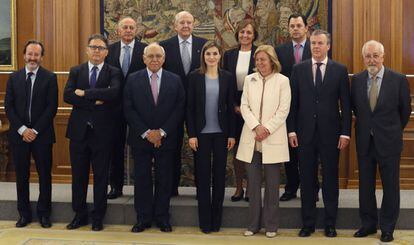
[145,54,164,60]
[88,45,107,51]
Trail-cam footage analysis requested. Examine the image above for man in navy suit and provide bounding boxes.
[124,43,185,233]
[275,14,315,202]
[160,11,207,196]
[352,40,411,243]
[5,40,58,228]
[105,17,147,200]
[64,34,121,231]
[287,29,352,238]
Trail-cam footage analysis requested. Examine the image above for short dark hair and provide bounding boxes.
[234,19,258,43]
[288,13,307,27]
[23,40,45,56]
[88,34,109,48]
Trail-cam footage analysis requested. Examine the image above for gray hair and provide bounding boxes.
[362,40,384,56]
[143,42,165,56]
[174,11,194,24]
[117,16,136,28]
[311,29,331,44]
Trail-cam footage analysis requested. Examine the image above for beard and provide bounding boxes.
[367,65,379,75]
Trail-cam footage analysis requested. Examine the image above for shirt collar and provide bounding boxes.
[292,39,306,48]
[258,71,275,81]
[178,35,192,45]
[312,56,328,66]
[146,67,163,78]
[121,39,135,49]
[368,65,384,80]
[88,61,104,71]
[25,66,39,76]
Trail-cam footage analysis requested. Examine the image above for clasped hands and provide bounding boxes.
[254,124,270,142]
[22,128,37,143]
[146,129,163,148]
[75,89,103,105]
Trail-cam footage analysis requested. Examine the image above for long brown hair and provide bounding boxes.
[198,40,223,74]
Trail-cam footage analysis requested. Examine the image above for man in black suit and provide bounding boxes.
[105,17,147,200]
[64,34,121,231]
[5,40,58,228]
[351,40,411,243]
[275,13,315,202]
[287,29,352,237]
[124,43,185,233]
[160,11,207,196]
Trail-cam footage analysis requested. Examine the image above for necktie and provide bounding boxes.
[26,72,34,123]
[90,66,98,88]
[122,45,131,77]
[315,63,323,89]
[181,40,191,75]
[294,44,301,64]
[150,73,159,105]
[369,76,378,111]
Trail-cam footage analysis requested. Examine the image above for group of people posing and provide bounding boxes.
[5,10,411,243]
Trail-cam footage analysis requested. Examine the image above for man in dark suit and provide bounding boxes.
[160,11,207,196]
[351,40,411,243]
[124,43,185,233]
[275,13,315,202]
[5,40,58,228]
[105,17,147,199]
[287,29,352,238]
[64,34,121,231]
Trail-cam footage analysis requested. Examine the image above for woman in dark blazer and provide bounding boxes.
[223,19,257,202]
[187,41,236,233]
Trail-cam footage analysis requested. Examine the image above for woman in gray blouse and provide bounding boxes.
[187,41,236,233]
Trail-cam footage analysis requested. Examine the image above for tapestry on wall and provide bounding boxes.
[102,0,331,187]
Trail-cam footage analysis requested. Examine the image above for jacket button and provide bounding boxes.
[313,114,317,118]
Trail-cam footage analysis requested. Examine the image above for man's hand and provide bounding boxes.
[153,139,162,148]
[227,138,236,150]
[234,106,241,115]
[289,135,298,147]
[189,137,198,151]
[95,100,104,105]
[75,89,85,97]
[337,137,350,150]
[254,125,270,142]
[22,128,37,143]
[147,130,162,144]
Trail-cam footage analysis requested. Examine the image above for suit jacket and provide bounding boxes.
[5,66,58,145]
[64,62,121,141]
[123,69,185,150]
[351,67,411,156]
[275,39,311,78]
[186,69,236,138]
[236,72,291,164]
[287,59,352,145]
[159,35,207,90]
[222,45,257,106]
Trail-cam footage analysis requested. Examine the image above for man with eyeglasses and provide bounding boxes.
[351,40,411,243]
[124,43,185,233]
[64,34,121,231]
[105,17,147,200]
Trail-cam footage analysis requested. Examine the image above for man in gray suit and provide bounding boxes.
[351,40,411,243]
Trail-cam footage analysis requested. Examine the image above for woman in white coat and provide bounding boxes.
[237,45,291,238]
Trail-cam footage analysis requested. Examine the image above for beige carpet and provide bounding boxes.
[0,221,413,245]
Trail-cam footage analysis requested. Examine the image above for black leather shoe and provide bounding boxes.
[244,196,249,202]
[66,216,88,230]
[131,222,151,233]
[298,227,315,237]
[201,228,211,234]
[231,189,244,202]
[157,222,172,232]
[39,216,52,228]
[107,188,123,199]
[16,216,31,228]
[171,189,179,197]
[353,227,377,237]
[324,226,337,237]
[280,192,297,201]
[92,220,103,231]
[380,232,394,242]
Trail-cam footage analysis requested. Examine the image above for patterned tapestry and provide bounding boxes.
[103,0,331,187]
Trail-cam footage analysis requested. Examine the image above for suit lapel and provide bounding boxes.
[248,45,257,74]
[129,39,140,73]
[374,68,388,112]
[305,60,315,91]
[287,43,295,65]
[173,36,185,75]
[114,43,122,68]
[191,36,203,71]
[218,70,224,107]
[95,63,108,87]
[157,70,168,106]
[302,40,312,60]
[19,69,29,106]
[81,63,91,88]
[359,71,371,111]
[140,70,156,107]
[31,67,44,101]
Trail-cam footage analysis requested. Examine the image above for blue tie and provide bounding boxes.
[90,66,98,88]
[315,63,323,89]
[122,45,131,77]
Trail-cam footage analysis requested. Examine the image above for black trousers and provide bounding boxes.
[298,131,339,228]
[12,142,52,219]
[109,116,127,191]
[357,137,400,233]
[171,122,184,194]
[69,128,112,221]
[195,133,227,230]
[132,145,174,224]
